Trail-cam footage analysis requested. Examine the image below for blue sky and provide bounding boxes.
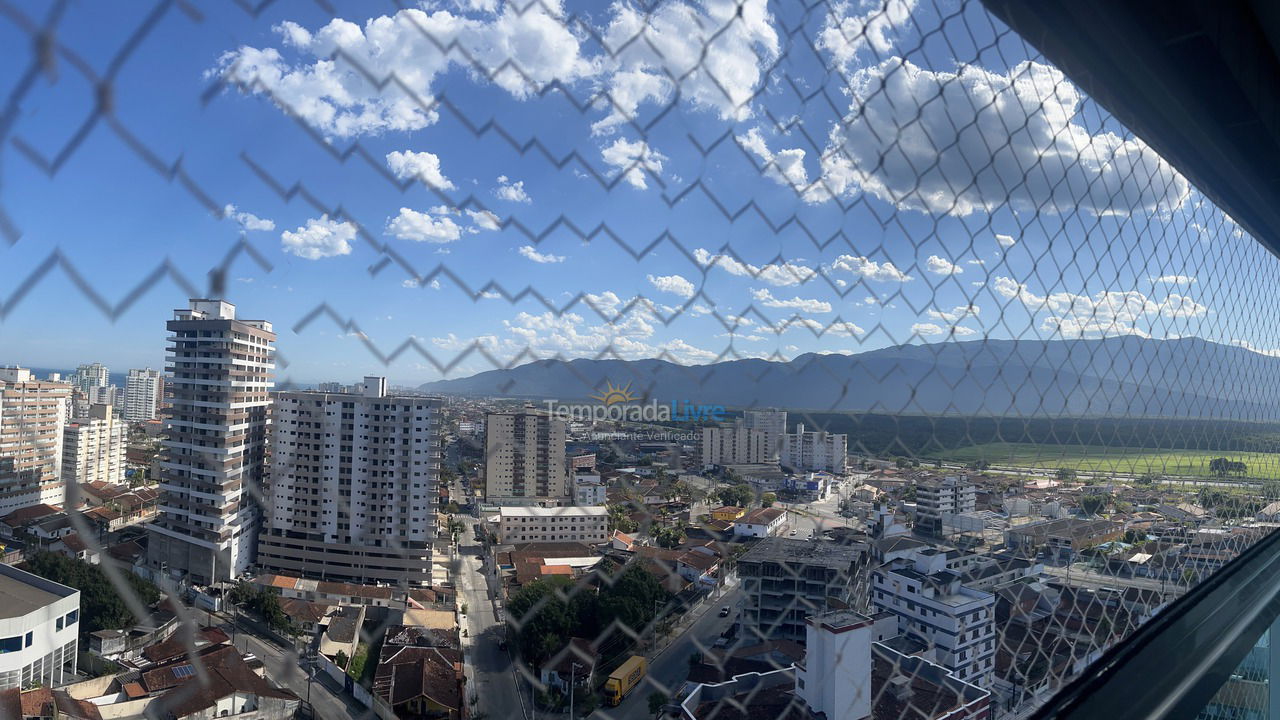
[1,0,1275,386]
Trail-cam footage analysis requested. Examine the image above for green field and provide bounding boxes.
[933,442,1280,480]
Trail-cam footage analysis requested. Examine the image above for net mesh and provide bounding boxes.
[0,0,1276,719]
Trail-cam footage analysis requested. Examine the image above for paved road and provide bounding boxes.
[597,585,744,720]
[203,609,361,720]
[457,526,529,720]
[1041,564,1175,595]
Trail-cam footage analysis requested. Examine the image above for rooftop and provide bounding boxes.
[499,506,608,518]
[0,563,75,619]
[738,537,867,568]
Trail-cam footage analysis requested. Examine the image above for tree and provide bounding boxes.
[966,459,990,472]
[717,484,753,508]
[335,650,349,669]
[761,492,777,508]
[653,526,685,549]
[1079,494,1106,516]
[1136,472,1161,486]
[648,692,668,718]
[1055,467,1078,483]
[607,504,639,533]
[1209,457,1248,477]
[23,552,160,635]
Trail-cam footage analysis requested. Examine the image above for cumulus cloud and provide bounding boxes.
[993,276,1208,337]
[281,214,356,259]
[212,5,596,138]
[593,0,779,134]
[648,274,696,298]
[387,207,463,243]
[813,58,1189,217]
[694,248,817,286]
[518,245,565,263]
[911,322,977,337]
[775,316,865,337]
[816,0,917,69]
[602,137,668,189]
[737,127,812,194]
[830,255,912,282]
[385,150,455,190]
[996,233,1017,248]
[750,288,832,313]
[466,209,501,231]
[1153,274,1195,285]
[925,255,963,276]
[495,175,530,203]
[224,204,275,231]
[927,305,979,324]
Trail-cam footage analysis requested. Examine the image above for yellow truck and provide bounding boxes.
[603,655,647,706]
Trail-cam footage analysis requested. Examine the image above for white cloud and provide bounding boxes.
[927,305,979,324]
[1153,274,1195,285]
[601,137,668,189]
[737,127,813,195]
[830,255,912,282]
[403,277,442,289]
[387,207,463,243]
[224,204,275,231]
[911,322,976,338]
[994,276,1209,337]
[385,150,455,190]
[466,209,501,231]
[693,248,816,286]
[751,288,832,313]
[593,0,779,134]
[776,317,864,337]
[518,245,565,264]
[495,175,530,203]
[966,259,986,266]
[816,0,917,69]
[212,6,596,138]
[995,233,1017,248]
[925,255,963,276]
[648,274,696,298]
[813,58,1190,217]
[281,214,355,259]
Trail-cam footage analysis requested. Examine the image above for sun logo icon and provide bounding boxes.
[591,380,638,406]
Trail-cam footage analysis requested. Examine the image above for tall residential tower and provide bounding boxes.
[0,367,71,514]
[124,368,164,422]
[484,407,568,506]
[147,299,275,585]
[257,377,443,587]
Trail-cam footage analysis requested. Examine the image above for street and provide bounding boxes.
[201,608,363,720]
[597,585,744,720]
[457,524,528,720]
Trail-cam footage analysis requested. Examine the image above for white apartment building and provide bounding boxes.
[124,367,163,421]
[0,367,71,514]
[61,404,126,488]
[701,420,771,469]
[72,363,109,395]
[781,423,848,473]
[0,563,81,690]
[485,408,568,506]
[871,548,996,687]
[915,475,978,536]
[148,299,275,585]
[573,474,606,506]
[497,506,609,545]
[257,377,444,587]
[797,610,875,720]
[742,409,787,460]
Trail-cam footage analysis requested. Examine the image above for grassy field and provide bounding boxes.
[932,442,1280,480]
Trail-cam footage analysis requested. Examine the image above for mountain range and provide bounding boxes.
[416,337,1280,419]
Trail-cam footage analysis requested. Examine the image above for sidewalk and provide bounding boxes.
[649,574,739,662]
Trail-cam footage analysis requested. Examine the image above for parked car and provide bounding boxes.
[719,606,731,617]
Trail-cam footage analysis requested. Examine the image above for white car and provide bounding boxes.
[789,529,797,536]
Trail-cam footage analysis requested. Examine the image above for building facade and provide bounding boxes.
[916,475,978,536]
[61,404,126,489]
[781,423,848,473]
[737,538,870,642]
[871,549,996,687]
[0,367,71,514]
[700,420,771,469]
[147,299,275,586]
[0,563,81,690]
[72,363,109,396]
[124,368,164,422]
[742,409,787,461]
[256,377,444,587]
[484,408,568,506]
[496,506,609,545]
